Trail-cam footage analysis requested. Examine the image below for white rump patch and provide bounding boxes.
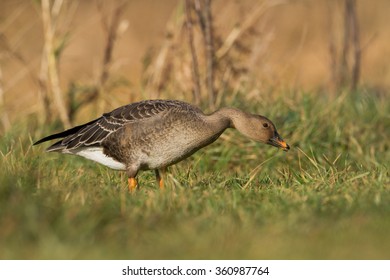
[71,147,126,170]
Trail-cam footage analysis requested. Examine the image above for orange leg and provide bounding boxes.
[128,177,138,193]
[155,170,164,190]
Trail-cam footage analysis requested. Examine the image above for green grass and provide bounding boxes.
[0,90,389,259]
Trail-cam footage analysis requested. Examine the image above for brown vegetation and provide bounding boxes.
[0,0,389,132]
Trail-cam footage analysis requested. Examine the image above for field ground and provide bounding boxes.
[0,90,389,259]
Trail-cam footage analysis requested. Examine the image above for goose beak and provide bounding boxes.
[267,133,290,151]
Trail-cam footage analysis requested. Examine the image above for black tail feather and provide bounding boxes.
[33,118,101,146]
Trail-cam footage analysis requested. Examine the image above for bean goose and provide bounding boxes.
[34,100,290,191]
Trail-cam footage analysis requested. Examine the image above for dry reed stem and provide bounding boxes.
[97,1,127,87]
[185,0,201,105]
[216,0,283,61]
[0,33,38,87]
[195,0,216,109]
[96,0,128,111]
[142,0,278,106]
[327,1,338,94]
[38,54,52,125]
[41,0,71,128]
[328,0,361,92]
[145,10,185,99]
[147,34,174,99]
[145,33,173,99]
[68,0,127,118]
[0,4,27,32]
[347,0,361,91]
[0,32,42,126]
[0,65,10,131]
[341,1,351,86]
[1,4,51,127]
[203,0,215,109]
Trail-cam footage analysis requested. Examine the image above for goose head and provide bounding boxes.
[232,113,290,151]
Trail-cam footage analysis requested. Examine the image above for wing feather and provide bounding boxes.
[36,100,194,152]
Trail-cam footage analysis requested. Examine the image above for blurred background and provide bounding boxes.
[1,0,389,260]
[0,0,389,131]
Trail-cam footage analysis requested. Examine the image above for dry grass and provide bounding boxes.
[1,0,390,129]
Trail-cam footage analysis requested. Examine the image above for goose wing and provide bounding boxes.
[34,100,186,152]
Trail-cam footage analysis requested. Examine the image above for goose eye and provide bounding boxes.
[263,123,269,128]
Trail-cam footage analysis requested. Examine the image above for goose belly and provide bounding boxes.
[142,134,217,170]
[71,147,126,170]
